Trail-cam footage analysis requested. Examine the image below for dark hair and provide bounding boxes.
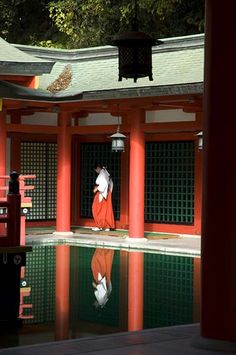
[94,163,102,170]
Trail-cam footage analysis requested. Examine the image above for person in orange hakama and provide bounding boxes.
[92,163,115,232]
[91,248,114,308]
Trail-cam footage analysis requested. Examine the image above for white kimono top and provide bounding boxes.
[96,168,113,202]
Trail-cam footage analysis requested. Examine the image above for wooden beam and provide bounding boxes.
[69,124,130,135]
[6,123,60,134]
[142,120,202,133]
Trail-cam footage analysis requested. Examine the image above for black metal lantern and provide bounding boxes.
[111,0,162,82]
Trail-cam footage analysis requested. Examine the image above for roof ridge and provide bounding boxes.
[13,33,204,63]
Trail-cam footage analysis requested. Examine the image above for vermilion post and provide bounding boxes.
[55,245,70,340]
[7,193,21,247]
[0,112,6,235]
[201,0,236,341]
[129,109,145,238]
[128,252,144,330]
[56,113,72,233]
[194,116,203,235]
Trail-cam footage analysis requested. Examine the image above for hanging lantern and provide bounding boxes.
[110,105,126,152]
[111,0,162,82]
[111,31,161,82]
[196,131,203,151]
[110,129,126,152]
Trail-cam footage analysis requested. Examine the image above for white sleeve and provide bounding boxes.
[109,178,113,193]
[96,174,108,193]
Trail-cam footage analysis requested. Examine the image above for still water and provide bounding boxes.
[0,245,200,348]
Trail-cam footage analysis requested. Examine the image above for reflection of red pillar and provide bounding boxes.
[55,245,70,340]
[0,111,6,235]
[128,252,144,331]
[119,250,128,330]
[201,1,236,342]
[56,113,72,233]
[129,110,145,238]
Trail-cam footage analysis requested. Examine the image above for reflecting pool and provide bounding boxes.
[0,245,200,348]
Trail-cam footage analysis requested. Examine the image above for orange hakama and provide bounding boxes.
[92,190,115,229]
[91,248,114,284]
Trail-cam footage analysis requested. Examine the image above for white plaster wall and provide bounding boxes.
[20,112,119,126]
[8,108,196,129]
[21,112,58,125]
[79,113,119,126]
[146,109,195,123]
[13,110,195,126]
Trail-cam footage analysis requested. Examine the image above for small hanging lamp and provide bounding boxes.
[110,128,126,152]
[111,0,162,82]
[110,105,126,152]
[196,131,203,151]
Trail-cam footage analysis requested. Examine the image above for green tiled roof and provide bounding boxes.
[0,37,54,75]
[0,33,204,102]
[37,34,204,95]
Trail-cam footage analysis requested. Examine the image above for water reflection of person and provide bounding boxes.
[92,163,115,232]
[91,248,114,308]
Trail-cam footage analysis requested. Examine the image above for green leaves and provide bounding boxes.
[0,0,205,48]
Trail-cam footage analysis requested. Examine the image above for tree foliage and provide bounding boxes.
[0,0,58,44]
[0,0,204,48]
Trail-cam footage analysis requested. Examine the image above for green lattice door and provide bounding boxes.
[21,142,57,220]
[80,143,121,219]
[145,141,194,224]
[23,246,56,323]
[144,253,193,328]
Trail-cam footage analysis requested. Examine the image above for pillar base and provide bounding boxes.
[53,231,74,237]
[192,335,236,352]
[126,237,147,243]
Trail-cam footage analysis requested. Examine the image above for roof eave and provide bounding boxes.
[0,80,203,104]
[81,82,204,101]
[0,62,55,76]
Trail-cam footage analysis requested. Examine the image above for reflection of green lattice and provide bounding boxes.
[80,143,121,219]
[75,246,120,327]
[21,245,195,332]
[23,246,56,323]
[145,141,194,224]
[21,142,57,220]
[144,253,193,328]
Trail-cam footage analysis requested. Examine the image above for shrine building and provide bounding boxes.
[0,33,204,238]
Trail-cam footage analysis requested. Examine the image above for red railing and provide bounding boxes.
[0,174,36,245]
[0,172,34,320]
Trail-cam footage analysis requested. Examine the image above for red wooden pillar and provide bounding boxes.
[0,111,6,188]
[55,245,70,340]
[0,111,6,235]
[201,0,236,345]
[128,252,144,331]
[119,143,129,230]
[10,112,21,172]
[55,112,73,234]
[194,113,203,235]
[128,109,145,239]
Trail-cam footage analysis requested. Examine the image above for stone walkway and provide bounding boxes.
[1,324,236,354]
[26,227,201,257]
